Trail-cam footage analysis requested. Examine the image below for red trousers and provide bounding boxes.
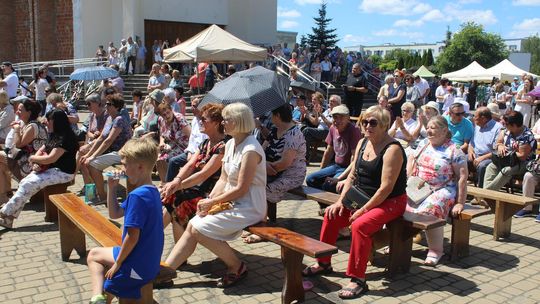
[317,194,406,279]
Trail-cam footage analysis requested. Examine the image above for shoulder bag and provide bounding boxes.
[342,139,371,210]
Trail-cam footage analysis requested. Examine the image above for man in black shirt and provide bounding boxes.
[343,63,368,117]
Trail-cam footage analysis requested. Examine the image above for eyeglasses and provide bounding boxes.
[451,111,465,116]
[361,119,378,128]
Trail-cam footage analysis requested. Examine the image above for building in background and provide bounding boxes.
[0,0,277,64]
[276,30,298,49]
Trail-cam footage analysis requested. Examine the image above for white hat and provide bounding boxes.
[330,104,350,116]
[422,101,440,114]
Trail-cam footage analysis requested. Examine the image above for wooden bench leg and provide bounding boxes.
[386,221,414,276]
[58,211,86,261]
[493,200,522,240]
[451,218,471,261]
[281,247,304,304]
[267,202,277,223]
[44,184,69,222]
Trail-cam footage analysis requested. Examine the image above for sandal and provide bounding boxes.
[424,253,444,267]
[217,261,248,288]
[338,278,369,299]
[302,262,333,277]
[243,234,265,244]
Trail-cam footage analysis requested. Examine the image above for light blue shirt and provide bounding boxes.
[471,119,503,156]
[445,115,474,147]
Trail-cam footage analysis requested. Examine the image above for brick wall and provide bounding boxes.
[0,0,73,64]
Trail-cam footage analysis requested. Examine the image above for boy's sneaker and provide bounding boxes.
[89,294,106,304]
[535,214,540,223]
[514,209,533,218]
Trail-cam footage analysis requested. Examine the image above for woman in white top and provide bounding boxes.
[388,102,418,145]
[31,69,49,115]
[515,78,535,127]
[159,102,266,288]
[493,82,508,114]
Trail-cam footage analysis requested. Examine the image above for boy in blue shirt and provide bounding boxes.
[87,138,164,304]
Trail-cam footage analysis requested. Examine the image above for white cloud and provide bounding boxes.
[372,29,424,40]
[458,0,482,4]
[294,0,341,5]
[359,0,431,16]
[277,7,301,18]
[509,18,540,37]
[392,9,448,28]
[394,19,424,27]
[343,34,368,44]
[452,9,497,25]
[512,0,540,5]
[280,20,299,29]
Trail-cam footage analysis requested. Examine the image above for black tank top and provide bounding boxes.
[354,139,407,198]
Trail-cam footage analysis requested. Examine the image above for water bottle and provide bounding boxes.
[84,183,97,204]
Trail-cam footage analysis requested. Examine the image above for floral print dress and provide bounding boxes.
[158,112,189,161]
[409,139,466,219]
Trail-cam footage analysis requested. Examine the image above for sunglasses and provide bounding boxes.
[451,111,465,116]
[361,119,378,128]
[105,102,113,106]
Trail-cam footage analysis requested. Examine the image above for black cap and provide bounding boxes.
[1,61,13,67]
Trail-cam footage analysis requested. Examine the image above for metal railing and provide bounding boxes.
[270,55,335,96]
[13,57,107,78]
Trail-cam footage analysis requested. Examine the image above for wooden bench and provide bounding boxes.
[29,181,72,222]
[246,224,337,304]
[450,204,491,260]
[49,193,175,304]
[467,185,539,240]
[289,186,446,275]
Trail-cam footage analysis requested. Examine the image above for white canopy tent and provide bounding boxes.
[479,59,539,82]
[441,61,488,82]
[163,24,268,63]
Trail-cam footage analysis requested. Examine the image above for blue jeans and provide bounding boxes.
[166,152,189,182]
[306,164,346,193]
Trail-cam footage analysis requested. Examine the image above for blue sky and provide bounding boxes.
[277,0,540,47]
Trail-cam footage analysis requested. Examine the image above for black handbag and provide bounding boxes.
[342,139,371,210]
[491,150,517,169]
[342,185,370,210]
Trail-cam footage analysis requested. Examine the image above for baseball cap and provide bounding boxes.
[513,76,519,80]
[330,104,349,116]
[1,61,13,67]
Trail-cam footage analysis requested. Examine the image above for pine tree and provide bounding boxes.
[300,34,308,48]
[306,2,339,50]
[397,57,405,70]
[425,49,434,66]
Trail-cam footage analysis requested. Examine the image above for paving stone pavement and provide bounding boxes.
[2,119,540,303]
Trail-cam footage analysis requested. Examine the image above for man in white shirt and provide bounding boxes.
[414,75,430,106]
[0,62,19,99]
[435,77,449,112]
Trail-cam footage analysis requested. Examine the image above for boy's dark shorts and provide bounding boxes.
[103,246,148,299]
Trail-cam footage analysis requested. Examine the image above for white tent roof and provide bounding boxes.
[163,24,268,63]
[441,61,488,82]
[480,59,539,82]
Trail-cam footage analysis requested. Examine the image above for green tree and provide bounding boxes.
[397,57,405,70]
[306,2,339,50]
[300,34,308,48]
[424,49,434,66]
[522,35,540,75]
[414,52,422,67]
[369,54,382,66]
[437,22,509,74]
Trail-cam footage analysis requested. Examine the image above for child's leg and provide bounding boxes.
[87,247,115,296]
[89,166,106,199]
[156,159,168,184]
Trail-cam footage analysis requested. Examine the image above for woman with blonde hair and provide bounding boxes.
[406,116,467,265]
[303,105,407,299]
[157,102,266,288]
[377,74,395,99]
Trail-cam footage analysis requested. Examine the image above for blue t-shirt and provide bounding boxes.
[116,185,164,281]
[445,115,474,147]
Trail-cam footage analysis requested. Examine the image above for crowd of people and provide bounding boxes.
[3,48,540,302]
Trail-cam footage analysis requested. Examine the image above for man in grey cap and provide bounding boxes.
[0,62,19,99]
[306,104,362,206]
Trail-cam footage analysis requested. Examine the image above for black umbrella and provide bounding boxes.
[200,66,290,117]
